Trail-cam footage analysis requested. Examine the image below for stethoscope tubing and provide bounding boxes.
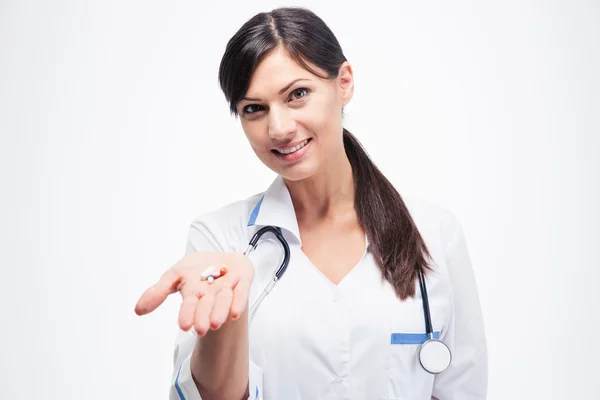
[244,226,290,318]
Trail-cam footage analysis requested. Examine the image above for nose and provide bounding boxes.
[268,107,296,140]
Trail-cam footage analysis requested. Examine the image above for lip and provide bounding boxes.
[272,138,312,163]
[273,139,311,151]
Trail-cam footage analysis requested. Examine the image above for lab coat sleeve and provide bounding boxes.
[168,218,264,400]
[431,216,488,400]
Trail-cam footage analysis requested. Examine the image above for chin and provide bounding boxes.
[274,163,318,182]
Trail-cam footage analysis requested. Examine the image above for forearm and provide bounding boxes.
[191,310,250,400]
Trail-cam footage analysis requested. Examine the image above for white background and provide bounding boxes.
[1,0,598,398]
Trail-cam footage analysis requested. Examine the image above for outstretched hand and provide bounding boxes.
[134,252,255,336]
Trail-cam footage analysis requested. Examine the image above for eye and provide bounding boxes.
[242,104,264,114]
[289,88,309,101]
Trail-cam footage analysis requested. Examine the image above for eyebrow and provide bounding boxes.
[241,78,311,102]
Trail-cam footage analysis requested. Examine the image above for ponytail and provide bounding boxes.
[343,128,432,300]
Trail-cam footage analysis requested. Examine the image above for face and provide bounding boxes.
[236,46,354,181]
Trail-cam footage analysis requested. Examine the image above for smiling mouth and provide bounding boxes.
[271,138,311,155]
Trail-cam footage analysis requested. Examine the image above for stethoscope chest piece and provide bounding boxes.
[418,338,451,374]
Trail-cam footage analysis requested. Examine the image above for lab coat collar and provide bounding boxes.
[247,175,303,245]
[247,175,370,250]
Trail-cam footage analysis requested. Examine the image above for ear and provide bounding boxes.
[337,61,354,107]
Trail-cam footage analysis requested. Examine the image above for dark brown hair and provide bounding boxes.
[218,7,432,299]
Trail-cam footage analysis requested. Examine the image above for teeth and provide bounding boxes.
[276,139,309,155]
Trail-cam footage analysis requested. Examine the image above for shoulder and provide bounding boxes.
[187,192,264,253]
[400,193,472,290]
[401,193,463,254]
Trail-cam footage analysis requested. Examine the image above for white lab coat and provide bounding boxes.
[170,175,487,400]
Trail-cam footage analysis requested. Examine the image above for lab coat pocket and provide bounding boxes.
[387,333,437,400]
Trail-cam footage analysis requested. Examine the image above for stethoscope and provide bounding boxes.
[243,225,452,375]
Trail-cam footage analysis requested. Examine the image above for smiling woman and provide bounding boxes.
[134,6,487,400]
[233,47,347,172]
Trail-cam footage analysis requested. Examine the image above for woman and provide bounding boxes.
[135,7,487,400]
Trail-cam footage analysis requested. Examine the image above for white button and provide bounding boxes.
[332,289,341,302]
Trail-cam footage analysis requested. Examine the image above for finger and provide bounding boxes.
[178,292,200,332]
[230,277,252,320]
[194,292,216,336]
[134,270,182,316]
[210,287,233,330]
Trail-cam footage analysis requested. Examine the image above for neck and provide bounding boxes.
[284,146,355,222]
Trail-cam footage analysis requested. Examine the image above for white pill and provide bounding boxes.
[201,266,216,279]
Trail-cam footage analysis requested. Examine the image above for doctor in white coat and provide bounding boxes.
[135,6,487,400]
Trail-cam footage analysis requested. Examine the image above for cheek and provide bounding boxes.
[242,122,267,149]
[303,95,342,138]
[242,122,279,165]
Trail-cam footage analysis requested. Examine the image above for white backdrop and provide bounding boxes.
[1,0,598,399]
